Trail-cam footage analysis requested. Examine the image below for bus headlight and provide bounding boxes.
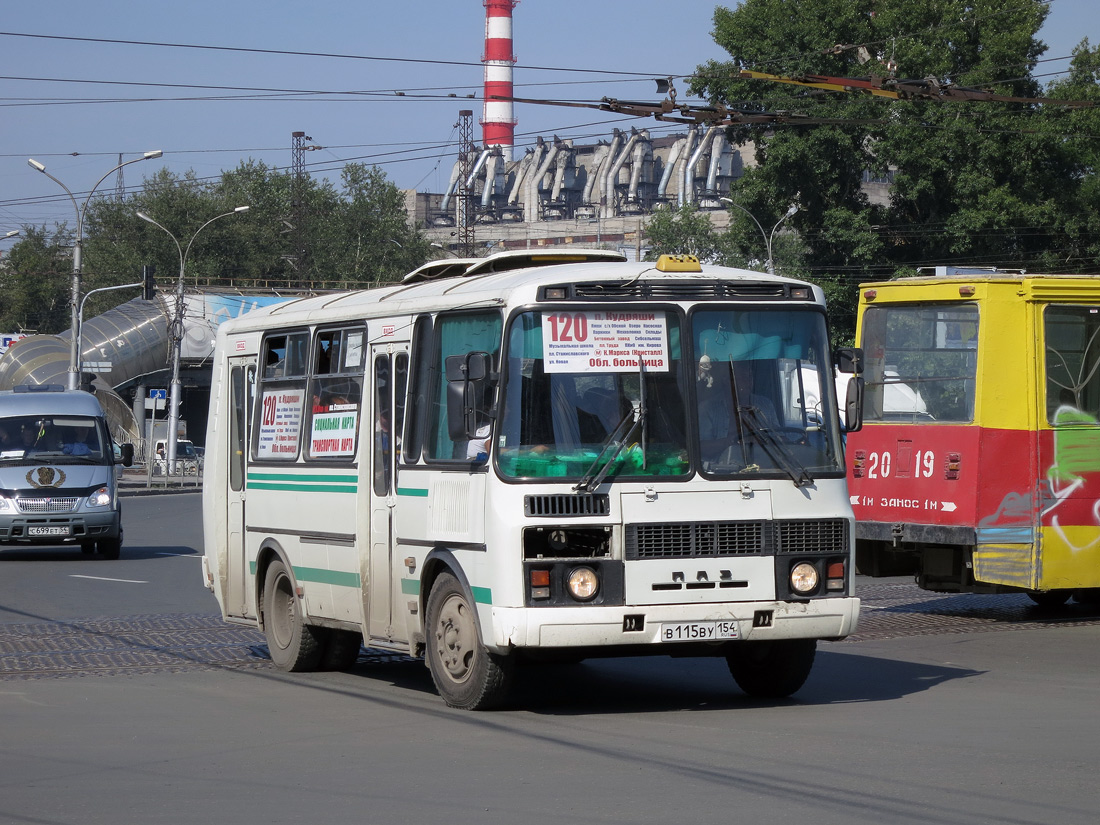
[789,562,819,595]
[0,496,13,513]
[87,486,112,508]
[566,566,599,601]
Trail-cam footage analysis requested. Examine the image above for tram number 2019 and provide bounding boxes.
[866,450,935,479]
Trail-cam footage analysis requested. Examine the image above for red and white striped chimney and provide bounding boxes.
[482,0,518,162]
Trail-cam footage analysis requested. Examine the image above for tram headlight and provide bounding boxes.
[789,562,819,595]
[566,566,600,601]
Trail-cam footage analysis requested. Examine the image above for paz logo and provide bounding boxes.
[26,467,66,488]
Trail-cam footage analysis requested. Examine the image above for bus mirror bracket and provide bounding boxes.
[836,347,863,375]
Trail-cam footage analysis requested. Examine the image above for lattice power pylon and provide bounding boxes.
[457,110,475,257]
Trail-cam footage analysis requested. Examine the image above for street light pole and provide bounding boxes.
[27,151,163,390]
[720,197,799,275]
[136,207,249,472]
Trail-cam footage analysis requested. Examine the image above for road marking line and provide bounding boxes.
[69,575,148,584]
[155,552,197,558]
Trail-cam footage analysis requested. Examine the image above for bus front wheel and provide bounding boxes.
[726,639,816,699]
[263,559,324,672]
[425,572,513,710]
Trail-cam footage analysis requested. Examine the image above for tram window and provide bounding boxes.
[861,304,978,423]
[1045,306,1100,424]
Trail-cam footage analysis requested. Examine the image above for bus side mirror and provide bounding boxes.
[836,347,863,375]
[844,376,864,433]
[445,351,492,440]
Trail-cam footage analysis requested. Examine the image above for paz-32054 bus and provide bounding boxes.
[201,251,862,709]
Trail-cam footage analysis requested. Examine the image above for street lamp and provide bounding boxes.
[27,150,163,390]
[137,206,249,472]
[720,197,799,275]
[3,230,20,240]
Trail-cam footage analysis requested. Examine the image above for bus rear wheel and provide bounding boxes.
[319,629,363,671]
[263,559,323,672]
[726,639,816,699]
[425,572,513,710]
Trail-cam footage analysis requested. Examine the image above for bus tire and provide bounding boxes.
[425,572,513,710]
[726,639,816,699]
[263,559,323,672]
[320,629,363,671]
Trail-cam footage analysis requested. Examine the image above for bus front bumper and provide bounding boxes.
[487,597,860,651]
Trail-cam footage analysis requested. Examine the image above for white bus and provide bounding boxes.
[201,251,863,709]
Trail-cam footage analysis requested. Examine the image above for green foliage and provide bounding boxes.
[693,0,1100,343]
[0,225,72,333]
[3,161,431,333]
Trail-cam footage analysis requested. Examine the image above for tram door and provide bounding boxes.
[226,357,256,617]
[367,345,409,644]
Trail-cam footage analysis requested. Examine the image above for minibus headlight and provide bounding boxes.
[790,562,819,595]
[87,486,112,508]
[566,567,599,601]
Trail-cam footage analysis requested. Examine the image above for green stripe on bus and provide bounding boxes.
[247,561,359,588]
[248,472,357,483]
[401,579,490,605]
[247,482,357,493]
[294,566,361,588]
[396,486,429,497]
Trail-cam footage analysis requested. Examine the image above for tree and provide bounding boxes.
[693,0,1100,341]
[0,225,73,334]
[4,159,433,333]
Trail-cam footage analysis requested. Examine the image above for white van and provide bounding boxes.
[0,385,134,558]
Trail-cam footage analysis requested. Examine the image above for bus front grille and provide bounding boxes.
[625,519,847,560]
[525,493,610,517]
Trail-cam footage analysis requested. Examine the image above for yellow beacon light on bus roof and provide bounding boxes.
[655,254,702,272]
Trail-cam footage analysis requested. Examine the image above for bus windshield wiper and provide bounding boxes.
[727,360,812,488]
[574,404,645,492]
[738,408,813,488]
[575,359,649,493]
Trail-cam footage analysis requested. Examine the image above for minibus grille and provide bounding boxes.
[17,497,80,513]
[525,493,610,517]
[625,519,847,559]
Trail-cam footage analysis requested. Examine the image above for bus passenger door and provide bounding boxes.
[226,357,256,617]
[367,345,409,643]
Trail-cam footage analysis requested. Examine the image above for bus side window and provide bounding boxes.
[403,315,433,464]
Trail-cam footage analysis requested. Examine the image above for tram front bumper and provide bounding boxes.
[488,597,860,651]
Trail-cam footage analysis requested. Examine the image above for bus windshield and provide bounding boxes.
[497,309,690,480]
[495,306,844,481]
[0,415,109,465]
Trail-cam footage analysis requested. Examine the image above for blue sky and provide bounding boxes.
[0,0,1093,241]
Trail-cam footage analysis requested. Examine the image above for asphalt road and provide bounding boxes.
[2,494,1099,825]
